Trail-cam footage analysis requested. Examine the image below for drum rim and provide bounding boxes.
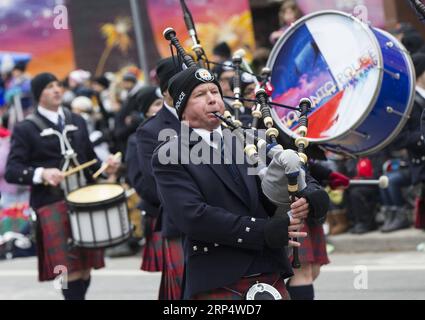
[351,28,416,156]
[71,232,131,249]
[66,183,125,207]
[315,29,416,157]
[267,10,384,145]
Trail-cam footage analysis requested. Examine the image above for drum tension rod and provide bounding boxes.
[325,146,357,159]
[350,129,370,140]
[379,67,400,80]
[386,106,410,119]
[385,42,409,54]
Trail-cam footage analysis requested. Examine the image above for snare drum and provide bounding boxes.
[66,184,131,248]
[267,10,415,156]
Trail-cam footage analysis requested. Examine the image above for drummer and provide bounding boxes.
[5,72,120,300]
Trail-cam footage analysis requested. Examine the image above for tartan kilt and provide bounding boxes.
[36,200,105,282]
[158,237,184,300]
[192,273,289,300]
[291,223,329,266]
[141,216,163,272]
[414,196,425,229]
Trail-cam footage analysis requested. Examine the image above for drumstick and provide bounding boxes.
[92,152,122,179]
[349,175,389,189]
[43,159,99,186]
[63,159,98,178]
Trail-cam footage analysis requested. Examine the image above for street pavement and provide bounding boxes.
[316,251,425,299]
[0,251,424,300]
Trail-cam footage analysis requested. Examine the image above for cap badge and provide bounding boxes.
[195,68,214,82]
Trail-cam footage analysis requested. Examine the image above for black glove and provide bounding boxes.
[304,189,330,225]
[309,163,332,184]
[264,210,290,249]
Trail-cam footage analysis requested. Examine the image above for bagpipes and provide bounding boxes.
[165,1,318,268]
[408,0,425,21]
[179,0,209,69]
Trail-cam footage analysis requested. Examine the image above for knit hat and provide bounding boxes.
[168,67,222,120]
[136,86,163,117]
[93,76,110,89]
[30,72,58,102]
[156,57,182,94]
[212,60,233,80]
[13,61,27,72]
[230,71,257,96]
[123,72,138,83]
[212,42,231,59]
[0,126,10,138]
[413,52,425,78]
[69,69,91,85]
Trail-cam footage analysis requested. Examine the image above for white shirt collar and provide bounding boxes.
[193,126,223,149]
[164,101,179,119]
[37,106,65,125]
[416,86,425,100]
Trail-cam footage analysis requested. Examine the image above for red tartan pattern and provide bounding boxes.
[415,197,425,229]
[36,201,104,282]
[191,273,289,300]
[141,217,163,272]
[158,237,184,300]
[291,224,329,266]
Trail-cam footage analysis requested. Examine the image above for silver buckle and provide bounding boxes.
[246,282,282,300]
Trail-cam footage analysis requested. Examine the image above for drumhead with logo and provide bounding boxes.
[267,10,415,155]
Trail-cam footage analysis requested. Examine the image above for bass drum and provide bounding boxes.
[267,10,415,156]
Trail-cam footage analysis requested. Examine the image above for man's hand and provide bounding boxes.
[104,154,121,176]
[290,197,309,220]
[288,217,307,247]
[124,115,134,126]
[42,168,64,186]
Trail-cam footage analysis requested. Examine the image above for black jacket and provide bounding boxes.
[135,106,181,236]
[152,126,328,298]
[394,91,425,184]
[114,87,143,155]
